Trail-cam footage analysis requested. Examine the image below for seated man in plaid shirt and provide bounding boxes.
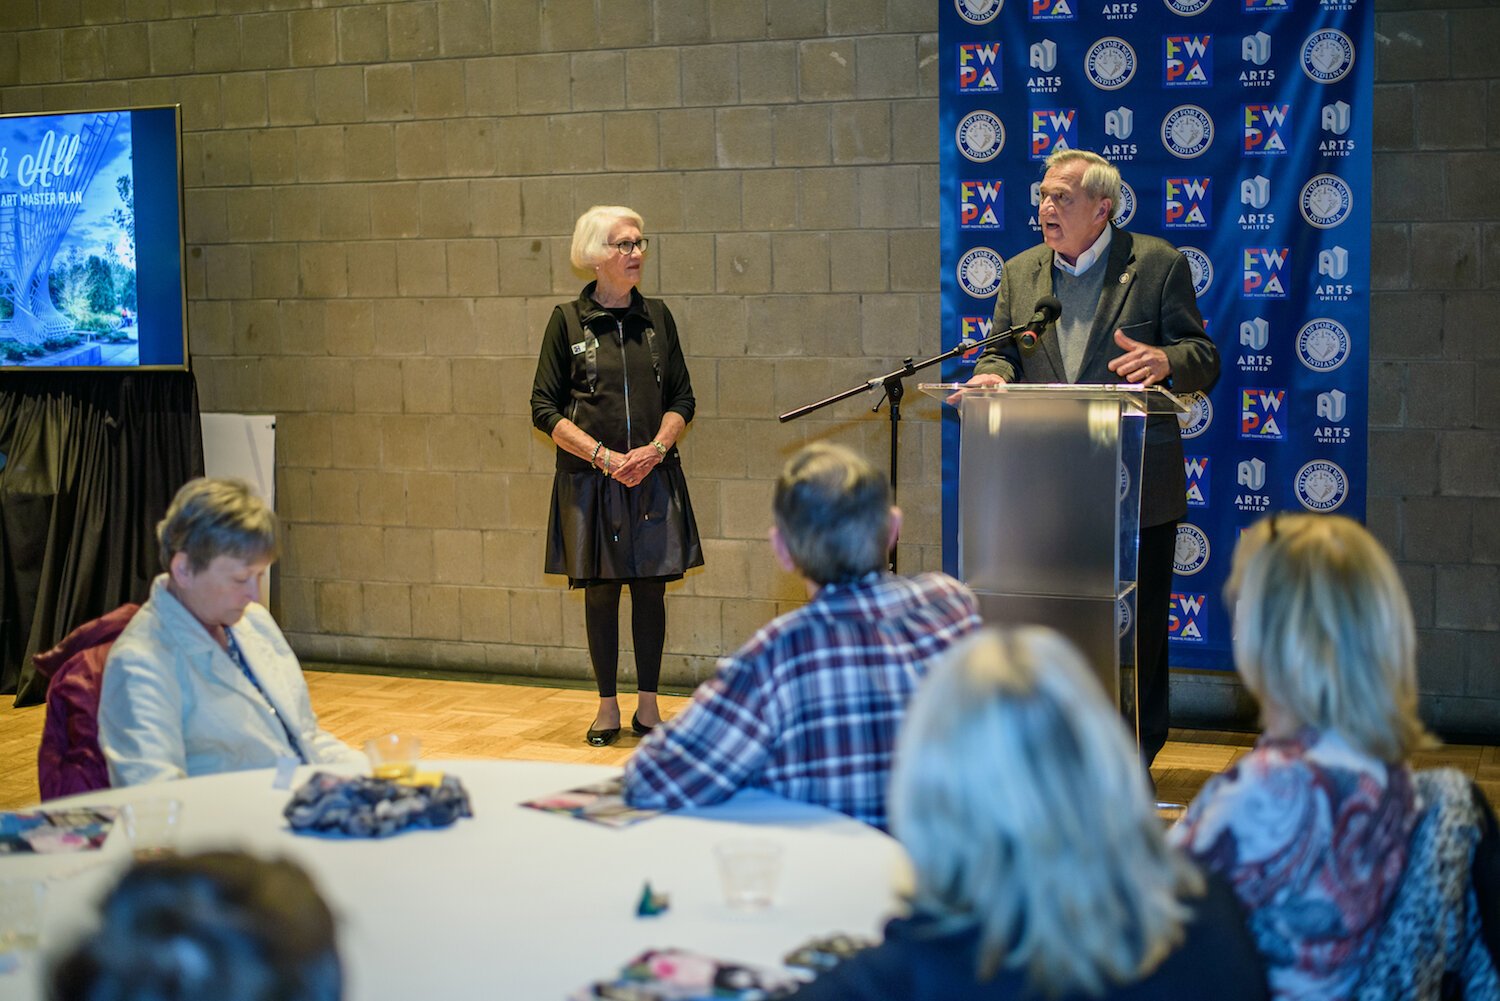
[622,442,980,829]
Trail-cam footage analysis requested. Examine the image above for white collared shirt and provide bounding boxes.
[1053,224,1113,277]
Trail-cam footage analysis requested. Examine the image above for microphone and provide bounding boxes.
[1018,295,1061,350]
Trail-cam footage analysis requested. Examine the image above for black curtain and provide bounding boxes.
[0,372,203,705]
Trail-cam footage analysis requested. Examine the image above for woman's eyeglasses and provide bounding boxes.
[605,239,649,256]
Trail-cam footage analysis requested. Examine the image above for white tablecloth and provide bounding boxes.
[1,760,908,1000]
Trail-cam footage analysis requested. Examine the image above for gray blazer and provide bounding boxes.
[974,226,1220,526]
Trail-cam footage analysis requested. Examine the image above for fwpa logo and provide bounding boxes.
[1240,387,1287,440]
[1184,456,1210,507]
[956,315,995,364]
[1030,108,1078,159]
[1169,592,1208,644]
[1030,0,1077,19]
[1242,246,1289,298]
[1164,176,1210,228]
[958,44,1002,93]
[1243,103,1290,155]
[1244,0,1290,10]
[959,180,1004,230]
[1164,34,1212,86]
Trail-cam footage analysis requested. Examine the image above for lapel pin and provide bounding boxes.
[1118,273,1131,285]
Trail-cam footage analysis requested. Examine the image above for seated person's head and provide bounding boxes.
[1227,513,1426,762]
[158,478,278,632]
[891,627,1202,995]
[51,851,340,1001]
[771,443,898,586]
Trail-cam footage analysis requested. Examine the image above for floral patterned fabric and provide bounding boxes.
[1169,728,1417,1001]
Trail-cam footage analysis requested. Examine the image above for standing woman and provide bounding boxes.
[530,206,703,747]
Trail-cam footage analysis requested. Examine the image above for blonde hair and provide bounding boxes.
[157,478,278,572]
[1229,513,1428,762]
[891,627,1202,997]
[570,205,644,270]
[1044,148,1121,212]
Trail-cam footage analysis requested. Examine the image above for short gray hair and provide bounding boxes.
[1229,513,1428,762]
[157,478,278,572]
[892,627,1202,995]
[772,443,890,586]
[570,205,644,271]
[1044,148,1121,212]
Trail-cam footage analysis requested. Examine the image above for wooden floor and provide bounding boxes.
[4,671,1499,814]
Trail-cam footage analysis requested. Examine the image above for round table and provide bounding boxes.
[0,760,909,1000]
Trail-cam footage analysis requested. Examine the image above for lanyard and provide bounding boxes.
[225,629,307,764]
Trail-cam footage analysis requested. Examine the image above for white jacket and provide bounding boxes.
[99,574,362,787]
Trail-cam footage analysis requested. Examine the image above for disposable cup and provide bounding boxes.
[365,733,421,781]
[121,798,182,861]
[713,839,783,911]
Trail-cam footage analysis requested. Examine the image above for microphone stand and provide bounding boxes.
[777,319,1034,572]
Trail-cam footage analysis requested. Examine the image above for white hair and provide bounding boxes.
[1044,148,1121,212]
[570,205,644,270]
[1229,513,1429,762]
[891,627,1202,996]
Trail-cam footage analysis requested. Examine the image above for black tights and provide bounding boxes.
[583,581,666,699]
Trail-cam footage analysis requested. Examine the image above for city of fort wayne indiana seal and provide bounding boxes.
[956,110,1005,163]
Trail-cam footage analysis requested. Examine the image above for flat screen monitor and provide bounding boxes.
[0,104,188,372]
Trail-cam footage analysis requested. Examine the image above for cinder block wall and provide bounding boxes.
[3,0,1497,735]
[0,0,944,690]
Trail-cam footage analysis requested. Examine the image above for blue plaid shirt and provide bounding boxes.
[623,571,980,829]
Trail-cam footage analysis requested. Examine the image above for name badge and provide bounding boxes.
[571,337,598,356]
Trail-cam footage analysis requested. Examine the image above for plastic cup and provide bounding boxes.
[365,733,421,781]
[713,839,784,911]
[0,878,45,956]
[121,798,182,861]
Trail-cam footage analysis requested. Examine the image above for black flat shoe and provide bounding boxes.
[631,712,655,737]
[586,725,620,747]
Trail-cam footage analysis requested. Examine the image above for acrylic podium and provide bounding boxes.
[921,383,1187,737]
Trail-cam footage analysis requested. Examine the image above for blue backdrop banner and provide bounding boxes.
[939,0,1373,671]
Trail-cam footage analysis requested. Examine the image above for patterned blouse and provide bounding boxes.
[1168,728,1418,1001]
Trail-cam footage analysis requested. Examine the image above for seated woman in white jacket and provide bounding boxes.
[98,478,363,786]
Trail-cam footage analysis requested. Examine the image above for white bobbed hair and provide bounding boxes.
[570,205,644,271]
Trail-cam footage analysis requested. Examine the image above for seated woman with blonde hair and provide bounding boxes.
[1169,513,1499,999]
[789,627,1267,1000]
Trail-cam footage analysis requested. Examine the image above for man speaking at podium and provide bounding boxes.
[961,149,1219,769]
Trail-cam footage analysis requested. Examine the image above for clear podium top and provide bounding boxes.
[918,382,1188,415]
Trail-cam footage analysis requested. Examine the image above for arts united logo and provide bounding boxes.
[1161,105,1213,158]
[1114,180,1137,226]
[1320,101,1355,155]
[1235,458,1270,515]
[960,180,1004,230]
[1030,108,1077,160]
[1315,246,1354,301]
[1300,173,1353,229]
[1164,35,1212,86]
[1315,389,1351,444]
[956,110,1006,162]
[1173,523,1211,575]
[1163,0,1213,15]
[1102,1,1138,21]
[1296,459,1348,512]
[1177,390,1213,438]
[1302,29,1354,84]
[1296,318,1350,372]
[1028,40,1063,91]
[1238,175,1274,230]
[1243,103,1290,155]
[955,0,1005,25]
[1169,592,1208,644]
[1086,37,1138,90]
[1240,387,1287,440]
[1242,246,1289,298]
[1031,0,1077,20]
[1240,31,1276,86]
[1237,316,1272,372]
[1185,456,1210,507]
[958,43,1002,93]
[1179,246,1212,296]
[1164,177,1210,229]
[958,247,1004,298]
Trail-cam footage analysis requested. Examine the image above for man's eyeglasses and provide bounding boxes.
[605,239,649,256]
